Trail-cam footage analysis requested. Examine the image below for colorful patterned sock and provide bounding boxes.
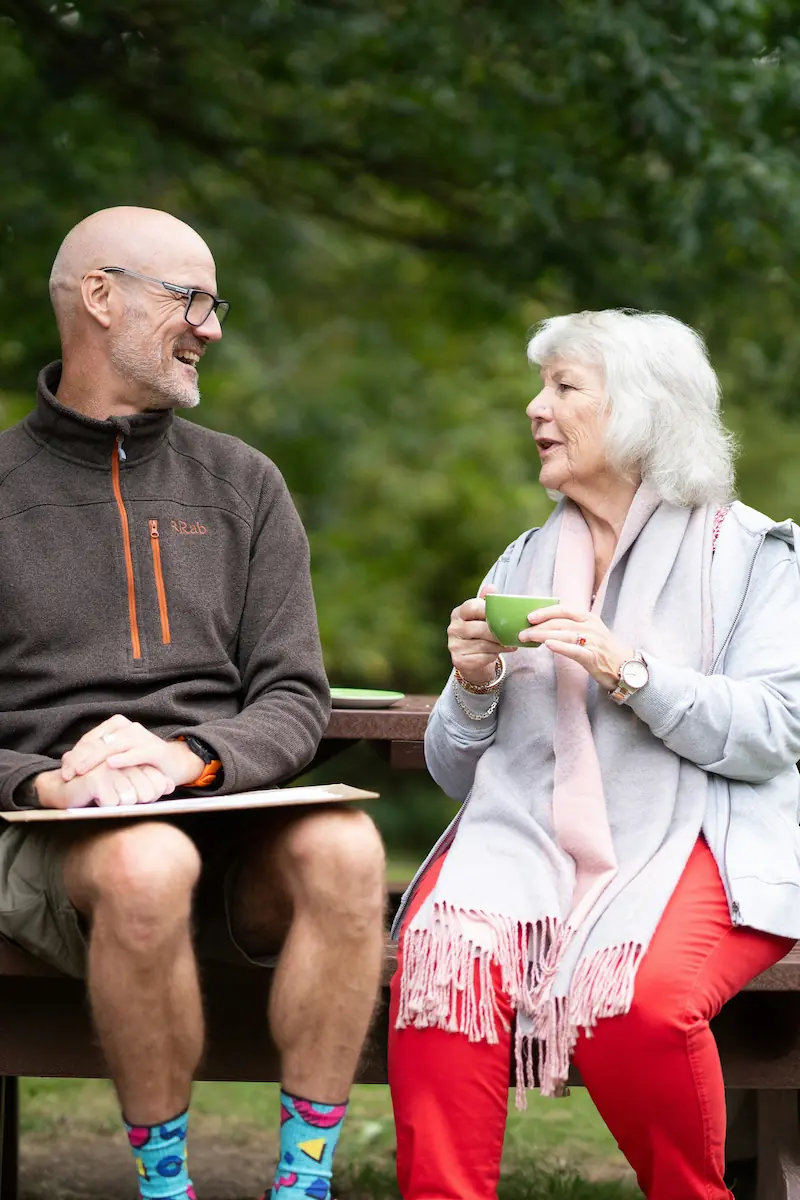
[267,1090,348,1200]
[125,1109,196,1200]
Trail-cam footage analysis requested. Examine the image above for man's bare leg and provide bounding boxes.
[230,805,385,1200]
[231,805,386,1098]
[63,820,204,1123]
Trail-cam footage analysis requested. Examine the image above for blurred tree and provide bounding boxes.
[3,0,800,370]
[2,2,800,856]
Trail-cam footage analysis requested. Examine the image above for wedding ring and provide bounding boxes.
[100,732,116,745]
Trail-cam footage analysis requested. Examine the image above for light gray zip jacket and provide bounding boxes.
[399,501,800,941]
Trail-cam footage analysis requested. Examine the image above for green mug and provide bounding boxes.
[485,593,560,648]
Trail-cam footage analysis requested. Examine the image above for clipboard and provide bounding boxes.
[0,783,379,822]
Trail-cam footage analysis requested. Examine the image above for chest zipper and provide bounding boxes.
[111,436,142,661]
[148,520,172,645]
[714,533,767,929]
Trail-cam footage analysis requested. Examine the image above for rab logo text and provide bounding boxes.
[171,520,208,535]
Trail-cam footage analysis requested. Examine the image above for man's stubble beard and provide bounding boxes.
[109,311,200,411]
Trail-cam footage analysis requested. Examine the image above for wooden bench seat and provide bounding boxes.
[0,933,796,1083]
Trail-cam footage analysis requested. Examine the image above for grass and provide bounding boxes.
[384,854,423,885]
[340,1164,635,1200]
[19,1078,638,1198]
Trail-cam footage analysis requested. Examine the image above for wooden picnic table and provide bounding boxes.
[321,693,433,770]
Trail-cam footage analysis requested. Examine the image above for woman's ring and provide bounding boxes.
[118,789,137,805]
[100,732,116,745]
[577,636,587,646]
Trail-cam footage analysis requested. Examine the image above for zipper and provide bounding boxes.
[712,532,766,923]
[111,436,142,661]
[710,533,766,674]
[721,791,744,925]
[148,520,172,645]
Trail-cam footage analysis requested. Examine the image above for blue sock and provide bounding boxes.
[268,1090,348,1200]
[125,1109,195,1200]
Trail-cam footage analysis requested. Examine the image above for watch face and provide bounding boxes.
[621,659,649,689]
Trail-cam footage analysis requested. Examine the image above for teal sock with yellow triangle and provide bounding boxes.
[268,1090,348,1200]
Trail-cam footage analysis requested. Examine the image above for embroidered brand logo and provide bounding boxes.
[171,520,208,535]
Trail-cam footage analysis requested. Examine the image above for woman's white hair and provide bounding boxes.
[526,309,737,508]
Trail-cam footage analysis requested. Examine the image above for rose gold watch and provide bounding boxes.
[608,652,649,705]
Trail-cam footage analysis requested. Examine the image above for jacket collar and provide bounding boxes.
[730,499,795,544]
[25,361,174,467]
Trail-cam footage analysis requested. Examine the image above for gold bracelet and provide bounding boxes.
[454,657,506,694]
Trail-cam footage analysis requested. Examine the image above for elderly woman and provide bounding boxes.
[387,310,800,1200]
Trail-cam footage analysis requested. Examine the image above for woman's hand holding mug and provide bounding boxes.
[447,584,514,687]
[519,605,633,691]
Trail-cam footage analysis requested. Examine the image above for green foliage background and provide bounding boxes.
[2,0,800,853]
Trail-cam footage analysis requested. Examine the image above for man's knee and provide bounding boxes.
[282,808,386,922]
[64,822,202,949]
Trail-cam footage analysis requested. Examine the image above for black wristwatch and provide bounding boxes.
[183,735,218,766]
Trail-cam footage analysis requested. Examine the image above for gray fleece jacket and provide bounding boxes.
[0,363,330,809]
[413,501,800,941]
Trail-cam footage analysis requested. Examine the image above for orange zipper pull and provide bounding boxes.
[111,438,141,660]
[149,518,171,645]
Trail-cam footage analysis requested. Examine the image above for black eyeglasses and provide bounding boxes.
[101,267,230,327]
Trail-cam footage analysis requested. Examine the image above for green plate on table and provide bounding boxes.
[330,688,405,710]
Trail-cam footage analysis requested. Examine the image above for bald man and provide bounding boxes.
[0,208,385,1200]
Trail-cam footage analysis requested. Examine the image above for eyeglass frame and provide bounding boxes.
[99,266,230,327]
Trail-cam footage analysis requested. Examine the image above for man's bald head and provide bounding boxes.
[49,207,223,416]
[49,207,214,334]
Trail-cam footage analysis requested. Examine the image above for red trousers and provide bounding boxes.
[388,838,793,1199]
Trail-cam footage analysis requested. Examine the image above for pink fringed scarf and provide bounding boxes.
[397,486,716,1100]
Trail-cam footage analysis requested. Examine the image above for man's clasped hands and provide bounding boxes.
[34,716,204,809]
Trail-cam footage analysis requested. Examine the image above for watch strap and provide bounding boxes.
[608,653,648,706]
[13,776,43,810]
[177,735,223,788]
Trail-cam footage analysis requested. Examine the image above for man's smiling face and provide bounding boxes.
[106,254,223,412]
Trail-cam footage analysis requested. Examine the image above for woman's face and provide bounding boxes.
[526,358,610,496]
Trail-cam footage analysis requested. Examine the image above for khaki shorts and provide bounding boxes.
[0,812,273,979]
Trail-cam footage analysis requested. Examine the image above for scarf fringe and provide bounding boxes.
[396,905,643,1104]
[397,904,558,1044]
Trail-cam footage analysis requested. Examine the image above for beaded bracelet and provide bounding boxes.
[454,656,506,694]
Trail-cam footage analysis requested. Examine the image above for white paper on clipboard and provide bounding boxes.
[0,783,379,822]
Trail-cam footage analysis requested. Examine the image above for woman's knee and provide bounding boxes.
[577,984,691,1078]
